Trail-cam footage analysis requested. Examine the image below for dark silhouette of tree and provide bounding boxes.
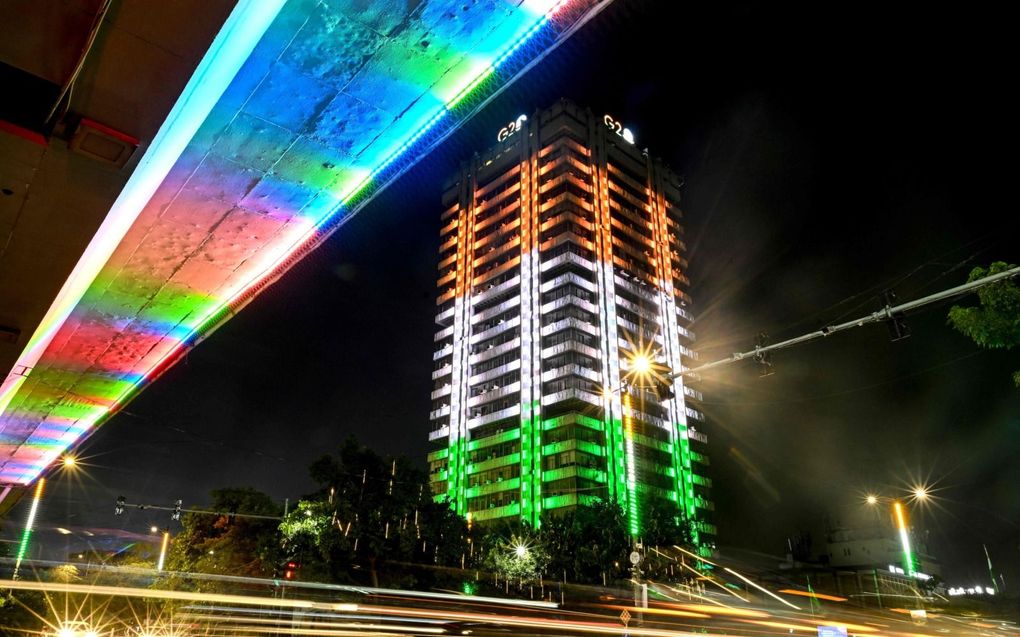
[948,261,1020,386]
[542,499,630,584]
[164,487,283,587]
[280,436,468,587]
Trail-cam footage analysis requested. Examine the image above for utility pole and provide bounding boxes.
[671,265,1020,379]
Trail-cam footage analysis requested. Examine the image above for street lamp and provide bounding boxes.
[864,492,919,577]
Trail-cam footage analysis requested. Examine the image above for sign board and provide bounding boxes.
[817,626,848,637]
[619,609,631,626]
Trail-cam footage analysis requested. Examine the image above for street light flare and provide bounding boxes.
[62,455,77,468]
[866,494,878,505]
[631,354,652,375]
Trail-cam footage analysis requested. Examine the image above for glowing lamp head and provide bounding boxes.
[866,494,878,505]
[913,487,928,500]
[62,456,77,468]
[515,544,528,558]
[630,354,652,375]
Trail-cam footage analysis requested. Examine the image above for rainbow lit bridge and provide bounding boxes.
[0,0,607,505]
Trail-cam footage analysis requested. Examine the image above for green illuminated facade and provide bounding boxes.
[427,100,714,544]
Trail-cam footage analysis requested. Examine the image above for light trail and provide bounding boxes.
[665,557,749,603]
[722,568,800,611]
[0,579,760,637]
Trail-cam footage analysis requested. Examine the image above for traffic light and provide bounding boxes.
[654,380,675,400]
[881,290,910,341]
[753,332,774,377]
[284,561,298,580]
[115,496,126,515]
[171,499,182,521]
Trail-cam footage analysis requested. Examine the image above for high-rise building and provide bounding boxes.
[427,99,714,543]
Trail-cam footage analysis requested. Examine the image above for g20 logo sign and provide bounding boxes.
[497,114,528,142]
[604,114,635,144]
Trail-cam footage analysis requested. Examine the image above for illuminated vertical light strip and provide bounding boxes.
[5,2,586,489]
[646,161,695,538]
[622,391,638,537]
[157,530,170,571]
[589,123,627,514]
[518,137,536,524]
[13,478,45,578]
[0,0,286,418]
[892,501,916,576]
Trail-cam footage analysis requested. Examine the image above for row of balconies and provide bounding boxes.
[470,336,521,365]
[471,275,521,309]
[541,270,596,295]
[469,358,522,386]
[474,253,521,287]
[686,426,708,443]
[467,381,521,408]
[541,363,601,386]
[539,293,600,319]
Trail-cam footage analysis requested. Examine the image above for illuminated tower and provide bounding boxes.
[427,100,713,544]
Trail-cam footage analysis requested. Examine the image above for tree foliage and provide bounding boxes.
[280,436,468,587]
[948,261,1020,386]
[541,499,630,583]
[478,521,549,583]
[164,487,283,585]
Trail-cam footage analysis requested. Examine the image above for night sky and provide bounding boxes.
[11,1,1018,587]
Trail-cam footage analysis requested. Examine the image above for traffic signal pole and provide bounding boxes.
[673,265,1020,379]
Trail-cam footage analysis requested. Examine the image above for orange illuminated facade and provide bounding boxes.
[427,100,713,543]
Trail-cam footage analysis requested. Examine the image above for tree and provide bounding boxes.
[948,261,1020,386]
[542,499,630,584]
[281,436,468,587]
[479,521,549,584]
[164,487,283,587]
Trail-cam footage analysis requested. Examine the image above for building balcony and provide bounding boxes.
[471,274,521,307]
[434,325,454,341]
[432,343,453,360]
[541,437,605,458]
[540,271,596,295]
[466,451,520,475]
[540,340,601,363]
[473,236,521,269]
[473,255,521,287]
[685,406,704,422]
[539,250,596,275]
[431,364,452,381]
[470,316,520,346]
[430,383,452,400]
[683,385,703,402]
[469,337,520,364]
[468,501,521,522]
[686,427,708,444]
[467,403,521,429]
[429,404,451,420]
[472,295,521,324]
[469,359,521,386]
[541,363,601,385]
[436,305,455,327]
[540,316,599,338]
[428,425,450,441]
[542,465,607,485]
[465,477,520,499]
[467,381,521,408]
[541,388,602,410]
